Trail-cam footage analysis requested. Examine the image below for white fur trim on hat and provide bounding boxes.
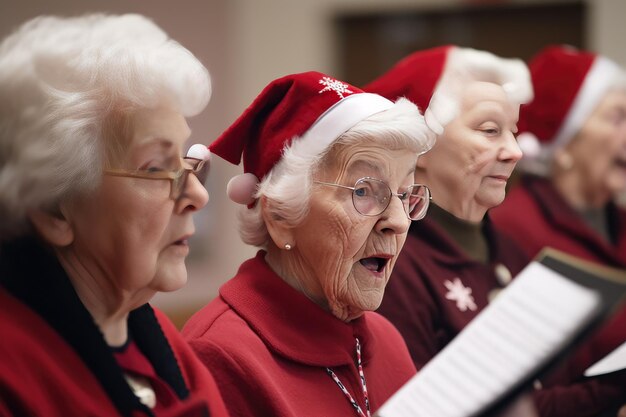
[272,92,394,177]
[305,93,394,152]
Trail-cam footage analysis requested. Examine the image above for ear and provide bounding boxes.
[28,208,74,247]
[260,195,296,250]
[554,148,574,171]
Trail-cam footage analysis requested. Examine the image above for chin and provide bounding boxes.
[153,267,188,293]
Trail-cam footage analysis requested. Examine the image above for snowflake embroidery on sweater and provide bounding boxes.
[318,77,353,99]
[444,277,477,312]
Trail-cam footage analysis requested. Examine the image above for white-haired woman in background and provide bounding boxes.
[367,45,533,370]
[183,71,435,417]
[492,45,626,417]
[0,14,228,417]
[369,45,626,417]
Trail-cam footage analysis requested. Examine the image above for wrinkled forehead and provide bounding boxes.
[319,139,416,180]
[457,81,517,115]
[127,107,191,147]
[105,105,191,166]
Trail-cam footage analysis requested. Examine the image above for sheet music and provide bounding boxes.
[377,262,601,417]
[585,341,626,377]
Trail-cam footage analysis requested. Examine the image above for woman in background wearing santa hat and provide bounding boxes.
[183,71,437,417]
[491,45,626,416]
[0,14,228,417]
[367,45,626,417]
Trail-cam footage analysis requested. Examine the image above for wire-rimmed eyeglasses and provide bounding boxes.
[104,157,209,200]
[314,177,431,221]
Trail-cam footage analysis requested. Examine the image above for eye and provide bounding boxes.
[482,127,500,135]
[354,185,370,197]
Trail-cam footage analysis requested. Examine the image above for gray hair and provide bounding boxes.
[239,97,434,247]
[0,14,211,238]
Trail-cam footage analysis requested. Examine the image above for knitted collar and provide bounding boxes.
[220,250,376,367]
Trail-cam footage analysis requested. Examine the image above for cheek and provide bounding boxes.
[466,144,499,175]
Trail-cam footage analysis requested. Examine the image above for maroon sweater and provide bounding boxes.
[379,212,626,417]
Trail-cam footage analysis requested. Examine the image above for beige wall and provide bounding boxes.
[2,0,625,322]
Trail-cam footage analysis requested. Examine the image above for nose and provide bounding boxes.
[177,173,209,212]
[500,131,523,163]
[376,194,411,235]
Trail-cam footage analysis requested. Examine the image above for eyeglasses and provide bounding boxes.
[314,177,431,221]
[104,157,209,200]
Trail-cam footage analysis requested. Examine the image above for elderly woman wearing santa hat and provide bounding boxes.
[0,14,228,417]
[491,45,626,416]
[368,45,626,417]
[182,71,436,416]
[366,44,533,366]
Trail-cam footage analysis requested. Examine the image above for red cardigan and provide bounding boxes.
[0,237,229,417]
[183,251,417,417]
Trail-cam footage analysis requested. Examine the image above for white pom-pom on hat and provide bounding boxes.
[227,173,259,206]
[516,132,541,158]
[186,143,211,160]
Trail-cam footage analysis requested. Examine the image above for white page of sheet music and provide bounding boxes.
[376,262,601,417]
[585,340,626,377]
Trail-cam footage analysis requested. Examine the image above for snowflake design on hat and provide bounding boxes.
[319,77,354,99]
[444,277,477,312]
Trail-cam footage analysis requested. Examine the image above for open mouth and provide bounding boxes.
[173,239,188,246]
[359,256,391,273]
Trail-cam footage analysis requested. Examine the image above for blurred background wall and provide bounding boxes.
[1,0,624,327]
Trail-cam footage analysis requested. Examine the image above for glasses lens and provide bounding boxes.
[171,158,210,199]
[352,178,390,216]
[193,159,210,184]
[170,169,187,199]
[407,185,430,220]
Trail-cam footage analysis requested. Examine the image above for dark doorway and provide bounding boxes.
[335,2,585,86]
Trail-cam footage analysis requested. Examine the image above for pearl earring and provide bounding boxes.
[284,243,292,251]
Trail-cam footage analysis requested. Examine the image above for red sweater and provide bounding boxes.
[0,237,229,417]
[183,251,417,417]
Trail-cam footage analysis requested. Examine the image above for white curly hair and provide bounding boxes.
[0,13,211,238]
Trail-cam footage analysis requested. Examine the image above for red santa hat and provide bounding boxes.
[209,71,395,206]
[515,45,626,174]
[365,45,533,135]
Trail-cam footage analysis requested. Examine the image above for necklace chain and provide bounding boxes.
[325,337,371,417]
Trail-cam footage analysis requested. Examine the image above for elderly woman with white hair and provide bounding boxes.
[369,45,626,417]
[366,45,534,368]
[0,14,228,417]
[491,45,626,417]
[182,71,435,417]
